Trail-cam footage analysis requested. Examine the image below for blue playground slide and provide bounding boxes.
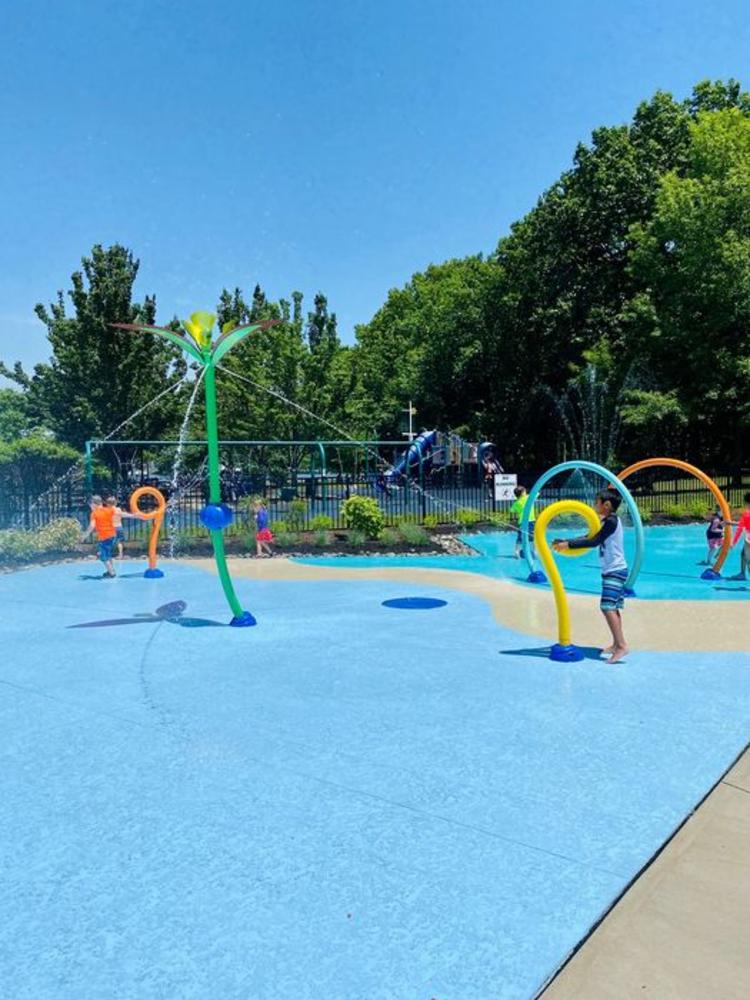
[387,430,439,479]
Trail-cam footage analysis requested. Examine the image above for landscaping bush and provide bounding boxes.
[287,499,307,531]
[378,527,400,547]
[0,517,85,565]
[341,495,384,538]
[270,519,289,534]
[37,517,83,552]
[398,522,429,546]
[687,499,710,519]
[664,502,688,520]
[0,530,40,563]
[309,514,334,531]
[310,531,331,548]
[455,507,482,527]
[487,511,512,528]
[636,503,653,524]
[422,514,441,529]
[348,529,367,549]
[170,531,208,554]
[274,531,300,550]
[395,512,420,524]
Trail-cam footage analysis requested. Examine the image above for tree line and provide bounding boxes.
[2,78,749,479]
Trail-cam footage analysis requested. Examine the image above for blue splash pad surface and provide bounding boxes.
[299,523,750,601]
[1,562,749,999]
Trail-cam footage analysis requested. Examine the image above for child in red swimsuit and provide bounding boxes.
[730,492,750,580]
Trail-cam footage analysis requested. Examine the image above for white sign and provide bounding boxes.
[494,472,517,502]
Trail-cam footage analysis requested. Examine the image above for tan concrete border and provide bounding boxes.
[184,557,748,653]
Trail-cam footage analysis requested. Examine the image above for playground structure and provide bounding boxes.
[385,430,499,484]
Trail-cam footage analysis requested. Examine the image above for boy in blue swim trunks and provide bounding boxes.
[553,488,629,664]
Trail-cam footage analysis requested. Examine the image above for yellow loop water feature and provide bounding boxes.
[534,499,601,660]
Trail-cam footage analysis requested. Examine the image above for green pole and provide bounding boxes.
[84,441,93,498]
[202,357,249,623]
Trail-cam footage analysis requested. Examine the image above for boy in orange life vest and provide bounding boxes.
[82,495,133,578]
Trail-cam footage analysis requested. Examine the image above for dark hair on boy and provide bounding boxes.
[597,489,622,512]
[513,485,526,498]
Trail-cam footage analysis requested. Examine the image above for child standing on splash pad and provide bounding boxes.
[510,485,536,558]
[106,495,128,558]
[702,509,724,565]
[553,489,629,664]
[83,496,144,577]
[253,498,274,558]
[729,492,750,580]
[82,495,118,578]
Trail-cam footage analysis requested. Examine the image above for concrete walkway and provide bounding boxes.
[540,748,750,1000]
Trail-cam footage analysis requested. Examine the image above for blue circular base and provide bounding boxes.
[700,568,721,581]
[528,570,547,584]
[144,568,164,579]
[623,586,636,598]
[382,597,447,610]
[230,610,257,628]
[550,643,584,662]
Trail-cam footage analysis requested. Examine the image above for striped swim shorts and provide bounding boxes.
[600,569,628,612]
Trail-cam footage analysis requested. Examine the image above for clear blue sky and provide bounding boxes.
[1,0,749,377]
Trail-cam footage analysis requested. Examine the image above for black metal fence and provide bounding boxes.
[2,467,748,535]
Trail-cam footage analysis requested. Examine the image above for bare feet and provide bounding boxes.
[607,645,629,664]
[601,644,615,656]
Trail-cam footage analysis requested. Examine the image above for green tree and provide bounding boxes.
[0,245,187,449]
[212,285,356,469]
[353,256,494,440]
[0,388,34,442]
[629,107,750,463]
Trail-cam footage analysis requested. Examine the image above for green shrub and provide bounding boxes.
[0,530,40,563]
[341,495,384,538]
[37,517,83,552]
[171,531,207,553]
[274,531,300,550]
[32,518,75,552]
[270,519,289,534]
[664,502,688,520]
[636,503,653,524]
[456,507,482,527]
[287,499,307,531]
[309,514,334,531]
[687,499,710,519]
[310,531,331,548]
[422,513,440,529]
[488,510,511,528]
[348,529,368,549]
[395,512,420,524]
[398,522,429,546]
[378,527,400,547]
